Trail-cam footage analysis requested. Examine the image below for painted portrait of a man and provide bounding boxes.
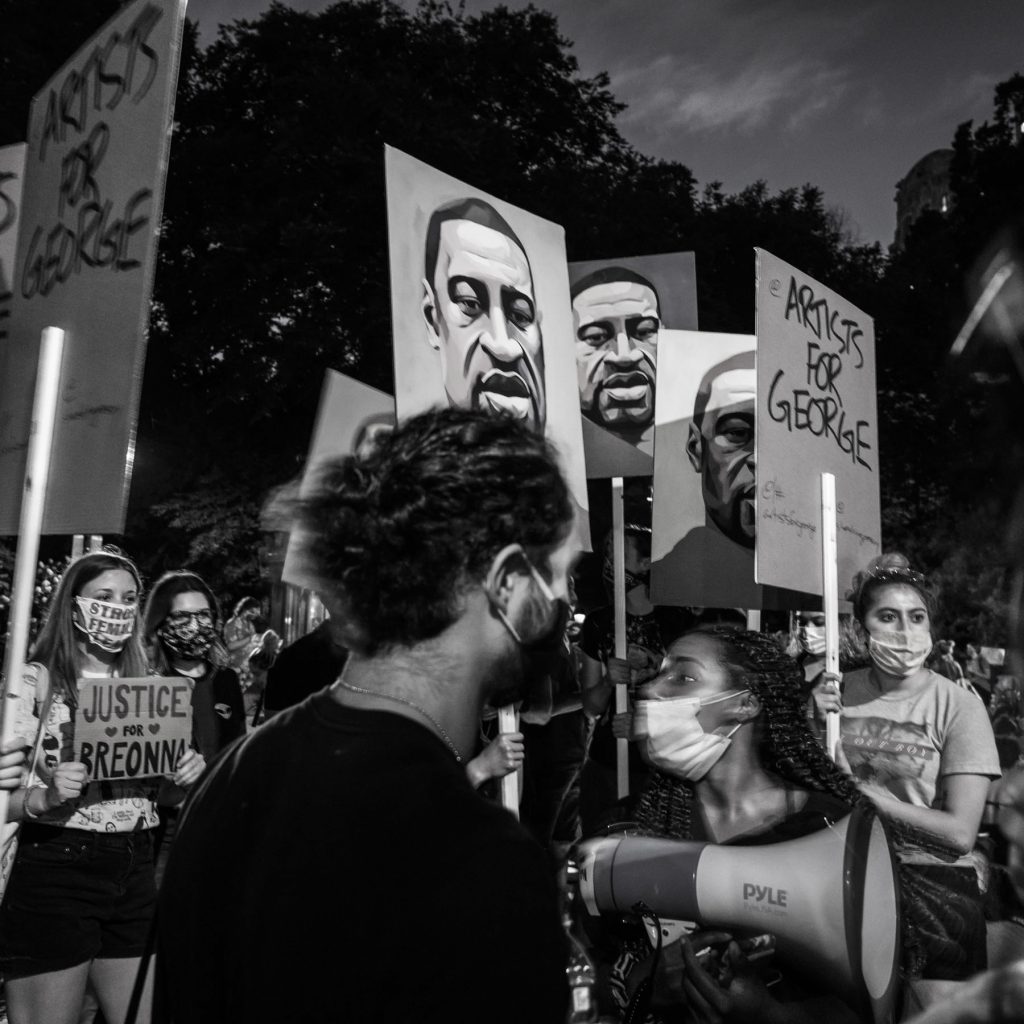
[571,267,659,444]
[650,331,766,609]
[568,251,696,475]
[385,146,589,546]
[421,197,545,431]
[687,350,757,549]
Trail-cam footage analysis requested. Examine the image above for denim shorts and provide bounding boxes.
[0,823,157,977]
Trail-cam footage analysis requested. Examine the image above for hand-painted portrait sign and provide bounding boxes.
[650,331,768,609]
[0,0,188,535]
[755,249,881,595]
[73,675,193,782]
[385,145,589,546]
[281,370,395,590]
[568,252,697,476]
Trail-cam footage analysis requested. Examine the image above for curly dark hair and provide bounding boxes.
[632,627,862,839]
[288,407,574,656]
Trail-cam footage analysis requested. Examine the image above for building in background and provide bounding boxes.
[894,148,954,250]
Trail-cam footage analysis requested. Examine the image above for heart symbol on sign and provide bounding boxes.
[105,726,117,737]
[148,724,160,735]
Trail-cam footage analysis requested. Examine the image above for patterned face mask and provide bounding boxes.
[73,597,137,653]
[159,609,217,660]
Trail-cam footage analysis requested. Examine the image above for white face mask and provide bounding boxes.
[799,624,826,656]
[633,689,749,782]
[73,596,137,653]
[868,630,932,678]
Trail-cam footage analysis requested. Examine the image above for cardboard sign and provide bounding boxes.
[281,370,395,589]
[755,249,881,596]
[384,145,590,549]
[0,143,26,349]
[0,0,189,534]
[73,675,193,781]
[568,251,697,475]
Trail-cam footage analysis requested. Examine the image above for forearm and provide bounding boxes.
[865,793,978,854]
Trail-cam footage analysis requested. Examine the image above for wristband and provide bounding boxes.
[22,787,43,820]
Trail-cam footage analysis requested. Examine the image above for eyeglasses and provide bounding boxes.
[865,566,926,585]
[165,609,215,629]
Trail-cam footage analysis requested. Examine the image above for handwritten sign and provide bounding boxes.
[0,144,26,350]
[73,675,192,781]
[755,249,881,596]
[0,0,188,534]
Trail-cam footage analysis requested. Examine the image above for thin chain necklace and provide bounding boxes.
[336,680,463,764]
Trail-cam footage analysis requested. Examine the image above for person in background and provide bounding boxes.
[142,570,246,859]
[243,627,282,727]
[0,551,204,1024]
[222,596,260,691]
[812,552,1000,1008]
[577,524,690,834]
[517,574,591,860]
[262,615,348,718]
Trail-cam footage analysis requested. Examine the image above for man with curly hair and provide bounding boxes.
[154,408,578,1023]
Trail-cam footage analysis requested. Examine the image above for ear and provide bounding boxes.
[735,691,762,722]
[422,277,441,351]
[686,422,703,472]
[483,543,530,615]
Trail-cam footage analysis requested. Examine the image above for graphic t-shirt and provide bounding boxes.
[839,668,999,864]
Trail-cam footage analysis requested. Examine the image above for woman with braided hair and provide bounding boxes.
[591,626,882,1024]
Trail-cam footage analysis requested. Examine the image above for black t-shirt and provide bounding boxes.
[263,622,349,713]
[155,691,569,1023]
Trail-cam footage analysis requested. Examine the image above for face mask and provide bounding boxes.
[73,597,137,653]
[868,630,932,678]
[159,610,218,661]
[491,556,573,704]
[633,690,748,782]
[799,624,826,656]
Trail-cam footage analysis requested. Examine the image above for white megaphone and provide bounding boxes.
[575,804,901,1024]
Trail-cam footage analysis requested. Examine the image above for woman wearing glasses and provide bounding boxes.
[812,552,1000,1004]
[142,571,247,856]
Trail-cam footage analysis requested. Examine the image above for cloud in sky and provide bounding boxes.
[602,0,879,137]
[614,55,850,135]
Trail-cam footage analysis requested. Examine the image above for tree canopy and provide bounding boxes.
[0,0,1021,643]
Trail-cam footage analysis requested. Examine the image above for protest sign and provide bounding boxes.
[0,144,26,349]
[0,0,189,534]
[755,249,881,596]
[569,251,697,474]
[73,675,193,782]
[384,145,589,548]
[650,329,767,608]
[281,370,395,589]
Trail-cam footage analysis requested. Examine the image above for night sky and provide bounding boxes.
[192,0,1024,248]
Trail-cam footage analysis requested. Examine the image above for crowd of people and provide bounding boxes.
[0,406,1023,1022]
